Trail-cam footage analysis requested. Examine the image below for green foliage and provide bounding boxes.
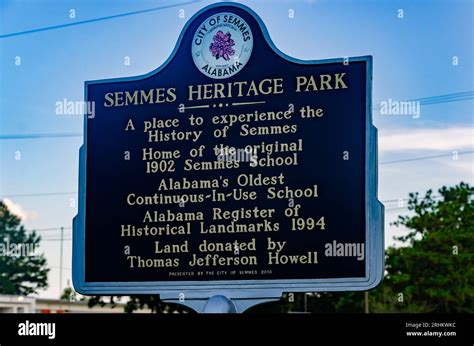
[385,182,473,312]
[87,295,194,313]
[87,295,118,309]
[124,296,193,314]
[0,201,49,295]
[60,287,76,301]
[61,286,86,302]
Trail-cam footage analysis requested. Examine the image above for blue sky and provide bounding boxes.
[1,0,473,298]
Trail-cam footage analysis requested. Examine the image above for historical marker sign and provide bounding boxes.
[73,3,384,302]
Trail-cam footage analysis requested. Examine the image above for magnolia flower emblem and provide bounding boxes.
[209,31,235,61]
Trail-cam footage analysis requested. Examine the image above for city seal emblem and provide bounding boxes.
[192,12,253,79]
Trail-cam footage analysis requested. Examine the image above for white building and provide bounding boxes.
[0,294,146,313]
[0,295,35,313]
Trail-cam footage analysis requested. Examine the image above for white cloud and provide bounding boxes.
[441,155,474,176]
[3,198,38,221]
[379,127,473,152]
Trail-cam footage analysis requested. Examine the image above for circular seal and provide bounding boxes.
[192,12,253,79]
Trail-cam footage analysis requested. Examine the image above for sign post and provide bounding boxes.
[73,2,384,313]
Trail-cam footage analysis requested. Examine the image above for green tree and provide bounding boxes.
[0,201,49,295]
[385,182,474,312]
[61,286,86,302]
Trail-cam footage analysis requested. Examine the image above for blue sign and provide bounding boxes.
[73,2,384,305]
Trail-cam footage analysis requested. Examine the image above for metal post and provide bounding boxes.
[364,291,369,313]
[59,226,64,297]
[202,295,237,313]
